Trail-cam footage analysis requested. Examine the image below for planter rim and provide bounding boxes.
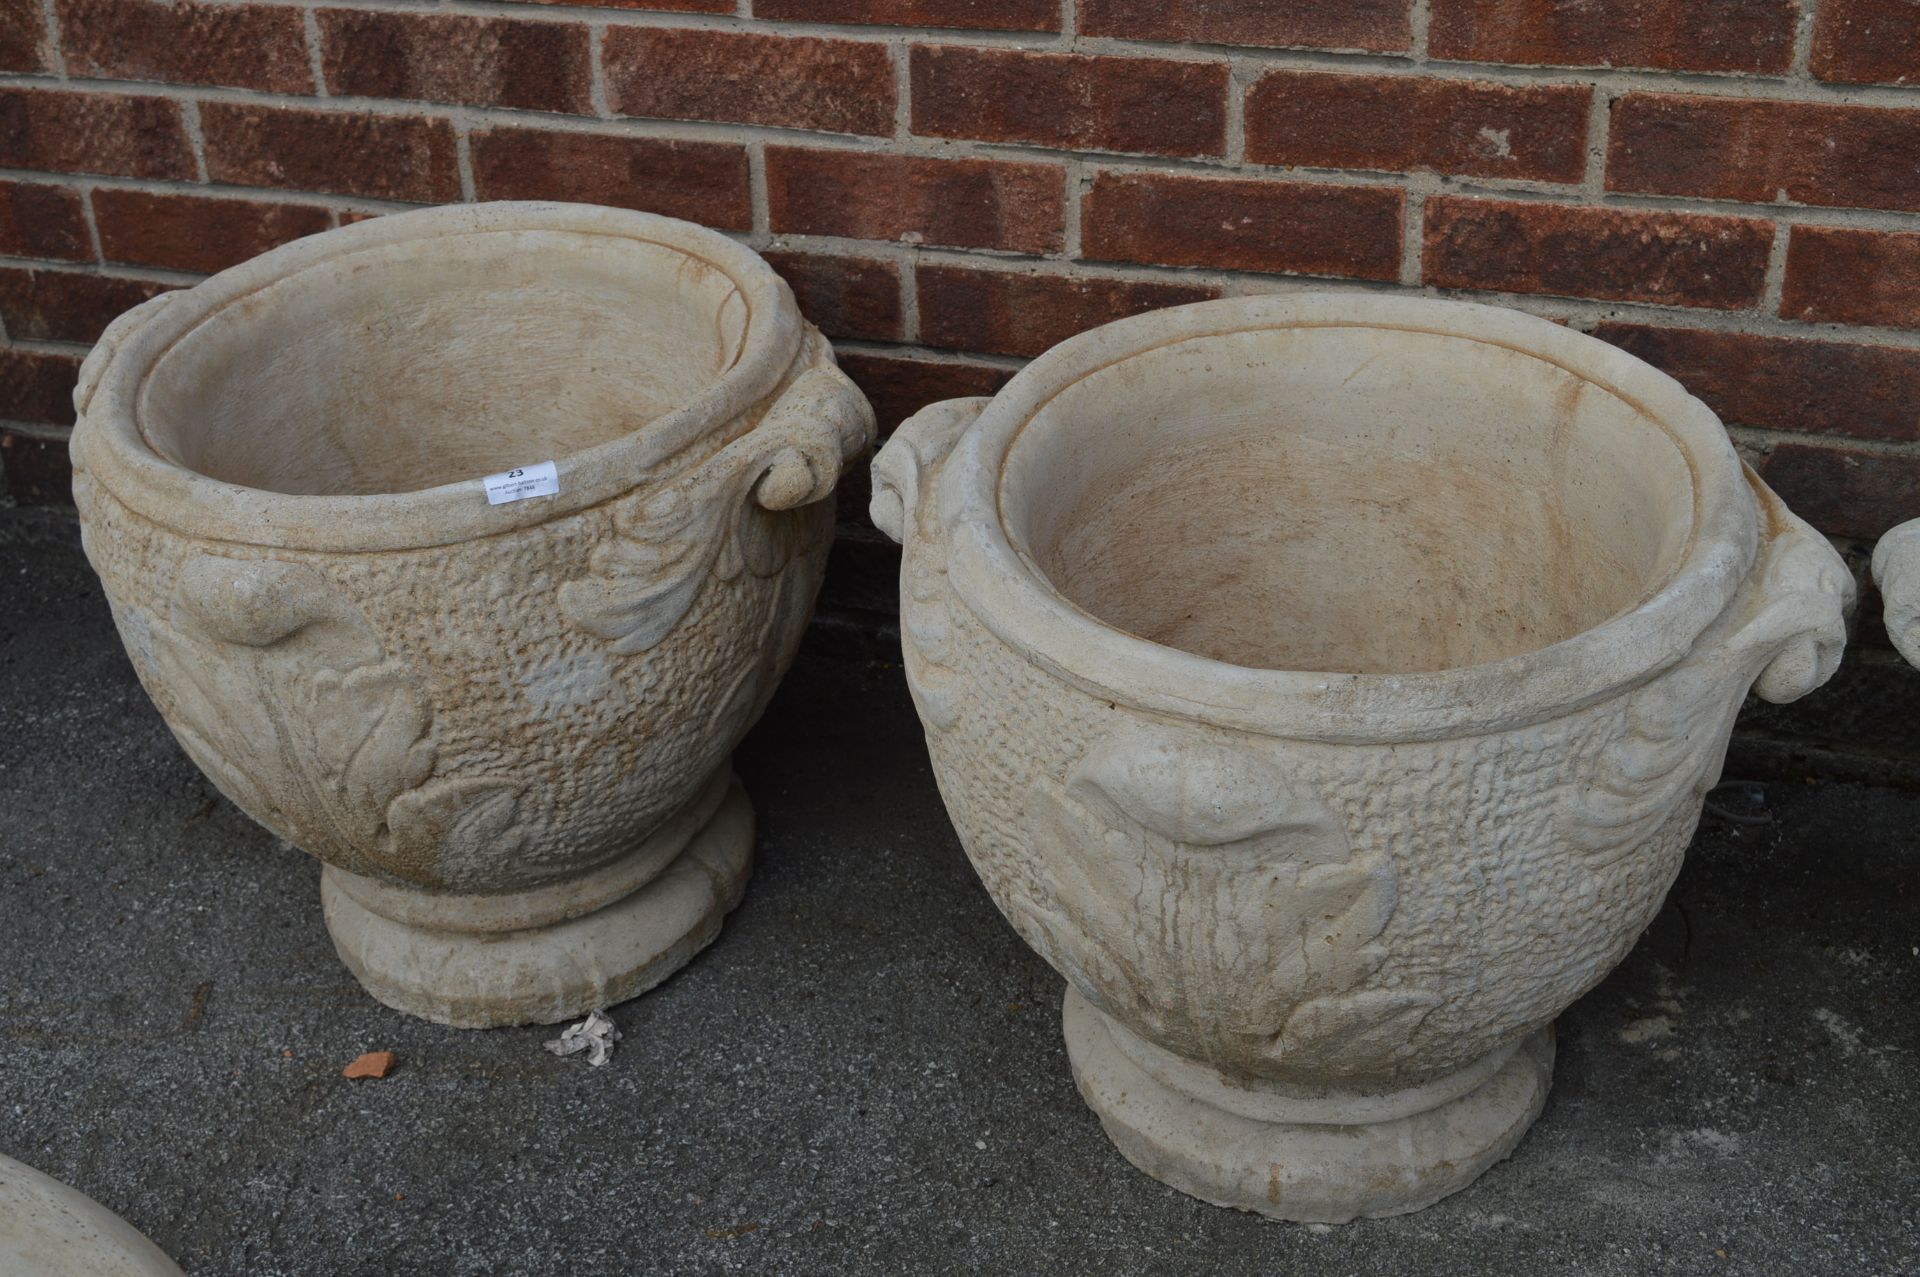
[72,201,803,554]
[938,293,1761,742]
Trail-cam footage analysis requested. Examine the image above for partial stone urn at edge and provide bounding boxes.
[1871,520,1920,670]
[69,202,875,1029]
[872,294,1853,1223]
[0,1152,184,1276]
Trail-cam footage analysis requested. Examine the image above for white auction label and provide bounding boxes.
[483,460,560,505]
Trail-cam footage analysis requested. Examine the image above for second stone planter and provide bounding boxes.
[872,294,1852,1222]
[70,202,873,1027]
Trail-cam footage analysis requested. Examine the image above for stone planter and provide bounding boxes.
[71,202,873,1028]
[1871,520,1920,667]
[1,1153,183,1275]
[871,294,1851,1222]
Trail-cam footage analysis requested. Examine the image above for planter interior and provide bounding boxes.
[1005,325,1695,675]
[139,232,749,496]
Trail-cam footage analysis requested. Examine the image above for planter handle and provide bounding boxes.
[726,362,875,512]
[1716,465,1854,703]
[1870,519,1920,669]
[73,290,179,420]
[870,396,991,543]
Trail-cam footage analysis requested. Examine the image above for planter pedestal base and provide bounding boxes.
[321,769,754,1028]
[1063,989,1554,1223]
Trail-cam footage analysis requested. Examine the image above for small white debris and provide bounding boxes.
[545,1010,622,1067]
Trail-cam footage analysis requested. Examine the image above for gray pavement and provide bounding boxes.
[1,513,1916,1276]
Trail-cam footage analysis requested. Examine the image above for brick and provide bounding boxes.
[916,264,1218,357]
[471,127,752,229]
[752,0,1060,32]
[203,105,460,204]
[319,10,591,115]
[911,45,1227,159]
[763,251,903,342]
[57,0,311,93]
[509,0,727,9]
[1080,0,1410,52]
[1428,0,1796,74]
[93,190,332,274]
[1609,93,1920,214]
[837,350,1015,435]
[606,28,893,137]
[1780,227,1920,329]
[1593,324,1920,444]
[0,89,193,180]
[1423,197,1769,310]
[0,349,83,427]
[0,182,90,262]
[0,268,174,344]
[0,0,48,71]
[1812,0,1920,85]
[1759,441,1920,541]
[1081,170,1402,280]
[767,148,1065,254]
[1,425,72,504]
[1246,71,1588,182]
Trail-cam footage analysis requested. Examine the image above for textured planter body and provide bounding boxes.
[0,1154,183,1276]
[71,203,873,1027]
[872,295,1851,1221]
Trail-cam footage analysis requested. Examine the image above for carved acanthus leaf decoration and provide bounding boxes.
[1014,727,1432,1072]
[389,777,535,885]
[1564,663,1733,867]
[561,362,867,656]
[559,486,744,656]
[156,553,529,884]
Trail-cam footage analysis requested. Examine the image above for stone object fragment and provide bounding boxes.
[0,1153,184,1275]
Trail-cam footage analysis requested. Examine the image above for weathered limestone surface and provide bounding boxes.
[874,294,1853,1221]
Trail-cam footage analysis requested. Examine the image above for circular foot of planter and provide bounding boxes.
[321,772,755,1028]
[1062,988,1554,1223]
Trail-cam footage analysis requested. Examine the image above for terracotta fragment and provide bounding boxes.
[343,1050,398,1079]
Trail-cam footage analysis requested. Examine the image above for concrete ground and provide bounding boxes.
[2,511,1917,1276]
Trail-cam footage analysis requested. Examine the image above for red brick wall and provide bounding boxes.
[4,0,1919,593]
